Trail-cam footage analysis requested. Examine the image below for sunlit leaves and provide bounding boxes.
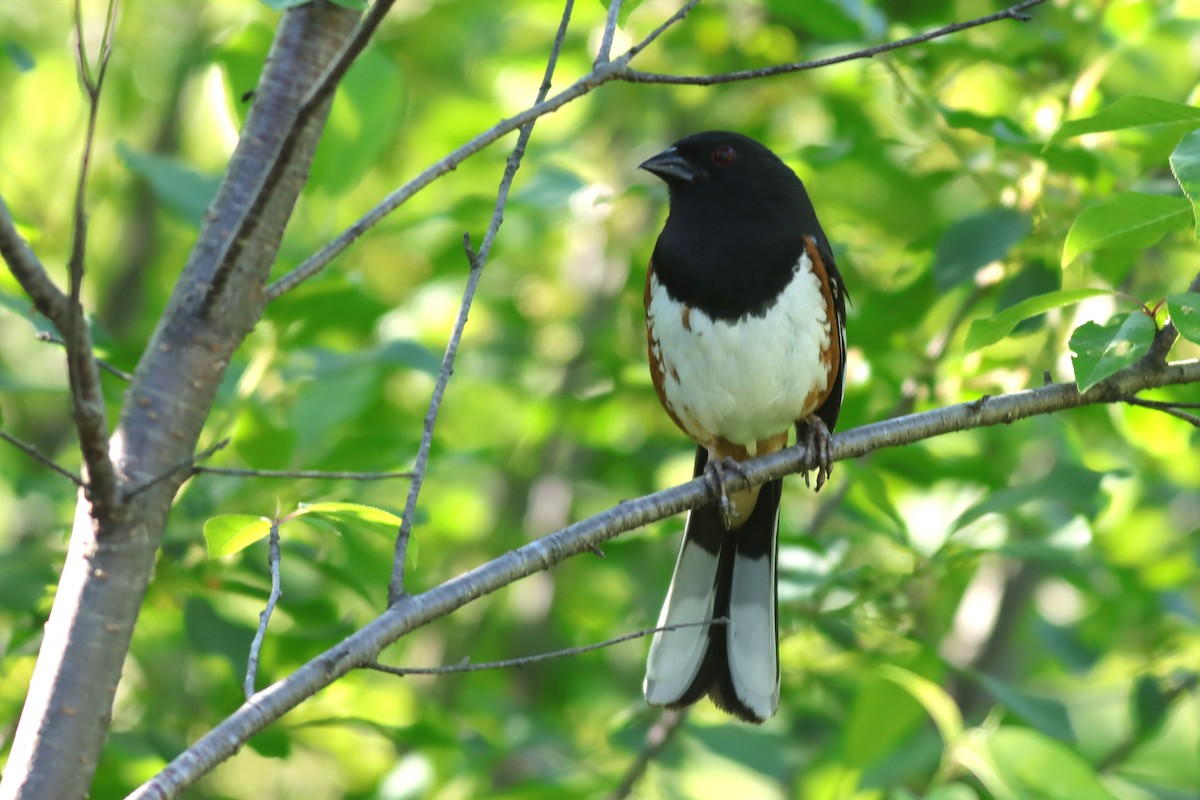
[116,143,221,226]
[204,514,272,558]
[1068,312,1156,393]
[933,208,1030,291]
[1061,192,1191,267]
[1049,96,1200,145]
[964,288,1110,352]
[1167,293,1200,344]
[204,503,403,558]
[1170,129,1200,239]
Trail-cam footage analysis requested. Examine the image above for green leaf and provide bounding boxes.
[1062,192,1190,267]
[1048,96,1200,145]
[289,502,407,555]
[1170,129,1200,239]
[309,46,404,195]
[933,208,1031,291]
[1069,313,1156,393]
[972,674,1075,742]
[964,288,1111,352]
[1130,674,1171,743]
[939,105,1028,144]
[257,0,311,9]
[1167,293,1200,344]
[203,515,273,558]
[6,42,35,72]
[116,142,222,227]
[878,665,963,745]
[598,0,645,27]
[986,728,1116,800]
[329,0,367,8]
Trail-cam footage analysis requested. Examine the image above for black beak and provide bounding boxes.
[639,147,701,183]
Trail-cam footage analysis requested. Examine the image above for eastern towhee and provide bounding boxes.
[639,131,847,723]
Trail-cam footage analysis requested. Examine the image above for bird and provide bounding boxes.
[639,131,847,723]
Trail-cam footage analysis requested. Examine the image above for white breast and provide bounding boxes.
[647,252,831,449]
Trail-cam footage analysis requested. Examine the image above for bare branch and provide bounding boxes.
[35,331,132,380]
[619,0,1046,84]
[0,431,83,486]
[609,709,688,800]
[201,0,397,314]
[367,618,724,676]
[130,358,1200,799]
[595,0,623,65]
[1124,397,1200,426]
[265,0,700,301]
[244,522,283,699]
[194,466,415,481]
[63,0,120,513]
[387,0,576,603]
[123,439,230,499]
[0,202,70,329]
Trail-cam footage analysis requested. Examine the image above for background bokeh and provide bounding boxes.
[2,1,1199,797]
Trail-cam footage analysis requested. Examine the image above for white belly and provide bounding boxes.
[647,253,832,449]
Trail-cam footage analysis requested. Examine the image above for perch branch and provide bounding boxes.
[130,357,1200,799]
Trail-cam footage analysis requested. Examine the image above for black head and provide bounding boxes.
[641,131,829,320]
[640,131,797,196]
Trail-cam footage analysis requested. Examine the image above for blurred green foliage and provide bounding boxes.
[2,0,1200,798]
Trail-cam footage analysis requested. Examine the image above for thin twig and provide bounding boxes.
[595,0,623,65]
[0,201,70,327]
[194,466,416,480]
[1124,397,1200,426]
[619,0,1046,84]
[367,618,725,675]
[243,521,283,699]
[0,431,84,485]
[123,438,230,499]
[1094,672,1198,772]
[265,0,700,302]
[64,0,120,512]
[201,0,397,315]
[609,709,688,800]
[387,0,576,603]
[35,331,132,380]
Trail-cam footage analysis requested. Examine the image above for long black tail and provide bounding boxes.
[643,446,781,723]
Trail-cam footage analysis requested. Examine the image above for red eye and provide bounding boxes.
[712,145,737,167]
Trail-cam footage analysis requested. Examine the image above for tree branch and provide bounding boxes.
[265,0,701,301]
[243,522,282,699]
[0,431,83,485]
[129,357,1200,799]
[609,709,688,800]
[201,0,393,313]
[366,619,722,675]
[387,0,576,603]
[193,465,415,481]
[619,0,1046,84]
[63,0,120,515]
[0,202,70,328]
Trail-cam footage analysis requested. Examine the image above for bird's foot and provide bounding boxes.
[799,416,834,491]
[703,456,751,529]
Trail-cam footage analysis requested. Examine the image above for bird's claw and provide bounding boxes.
[703,456,750,526]
[800,416,834,491]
